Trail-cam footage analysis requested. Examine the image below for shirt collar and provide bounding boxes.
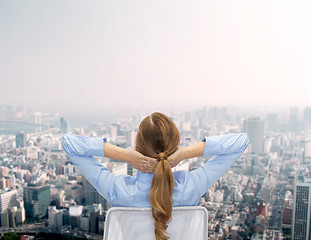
[136,171,154,183]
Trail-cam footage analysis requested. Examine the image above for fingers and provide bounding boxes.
[141,165,155,173]
[142,157,157,173]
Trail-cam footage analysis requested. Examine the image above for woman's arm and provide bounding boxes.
[104,143,157,172]
[167,142,205,167]
[189,133,249,196]
[61,134,157,201]
[61,134,113,201]
[61,134,156,173]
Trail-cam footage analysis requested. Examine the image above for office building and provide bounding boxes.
[266,114,278,131]
[292,176,311,240]
[243,117,264,154]
[304,107,311,127]
[83,177,108,211]
[16,131,27,148]
[60,117,68,134]
[69,206,83,229]
[0,190,19,213]
[289,107,300,132]
[24,185,51,218]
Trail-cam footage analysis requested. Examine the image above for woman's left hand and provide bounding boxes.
[125,149,157,173]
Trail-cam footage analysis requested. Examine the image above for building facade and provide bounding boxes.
[243,117,264,154]
[292,176,311,240]
[24,185,51,219]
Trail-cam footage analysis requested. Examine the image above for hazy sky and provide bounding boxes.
[1,0,311,116]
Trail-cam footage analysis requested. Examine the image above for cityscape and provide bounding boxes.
[0,105,311,239]
[1,0,311,239]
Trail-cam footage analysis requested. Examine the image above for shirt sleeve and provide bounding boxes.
[61,134,114,201]
[190,133,249,197]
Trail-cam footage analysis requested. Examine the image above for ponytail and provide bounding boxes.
[149,152,175,240]
[135,112,180,240]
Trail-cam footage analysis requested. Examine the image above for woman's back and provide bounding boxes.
[103,170,200,207]
[61,132,249,208]
[61,112,249,240]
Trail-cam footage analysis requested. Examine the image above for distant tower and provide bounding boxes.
[292,176,311,240]
[289,107,300,132]
[243,117,264,154]
[16,131,27,148]
[126,130,136,147]
[35,112,41,132]
[60,117,68,134]
[303,107,311,128]
[266,114,278,131]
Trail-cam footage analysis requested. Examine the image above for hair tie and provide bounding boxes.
[157,152,167,161]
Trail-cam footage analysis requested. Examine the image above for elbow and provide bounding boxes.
[241,132,250,150]
[61,134,71,154]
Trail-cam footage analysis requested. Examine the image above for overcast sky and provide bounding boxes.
[1,0,311,117]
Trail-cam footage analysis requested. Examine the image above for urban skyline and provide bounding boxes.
[1,104,311,239]
[1,1,311,239]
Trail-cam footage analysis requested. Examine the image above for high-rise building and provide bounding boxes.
[89,209,99,234]
[289,107,300,132]
[243,117,264,154]
[266,114,278,131]
[69,206,83,229]
[83,177,108,211]
[292,176,311,240]
[126,130,136,147]
[48,206,64,230]
[23,185,51,218]
[16,131,26,148]
[304,107,311,127]
[0,190,19,213]
[60,117,68,134]
[110,125,118,138]
[300,138,311,163]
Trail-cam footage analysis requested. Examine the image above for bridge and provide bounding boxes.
[0,120,56,128]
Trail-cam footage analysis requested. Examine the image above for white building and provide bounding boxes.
[0,190,19,213]
[48,206,58,228]
[15,207,25,225]
[214,190,224,203]
[243,117,264,154]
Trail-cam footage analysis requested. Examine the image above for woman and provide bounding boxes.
[61,112,249,240]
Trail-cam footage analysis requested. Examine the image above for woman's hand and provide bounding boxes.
[125,149,157,173]
[104,143,157,173]
[167,148,185,168]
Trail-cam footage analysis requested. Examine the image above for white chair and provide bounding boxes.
[103,206,208,240]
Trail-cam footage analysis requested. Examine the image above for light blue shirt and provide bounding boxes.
[61,133,249,207]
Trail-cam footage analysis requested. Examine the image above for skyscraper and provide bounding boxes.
[289,107,300,132]
[83,177,108,211]
[266,114,278,131]
[243,117,264,154]
[0,190,19,213]
[16,131,26,148]
[23,185,51,218]
[60,117,68,134]
[292,176,311,240]
[304,107,311,128]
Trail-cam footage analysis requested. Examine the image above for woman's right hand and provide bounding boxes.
[167,148,185,168]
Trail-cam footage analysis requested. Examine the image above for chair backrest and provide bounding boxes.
[103,206,208,240]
